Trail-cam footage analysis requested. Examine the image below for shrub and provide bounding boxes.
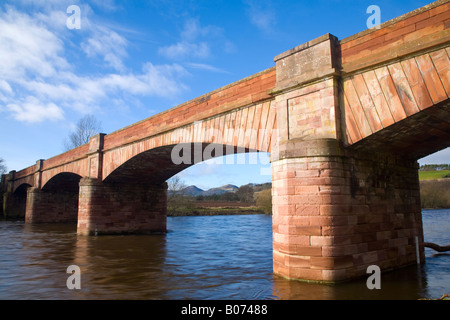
[420,179,450,209]
[255,188,272,214]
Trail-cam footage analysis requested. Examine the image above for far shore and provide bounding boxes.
[168,202,267,217]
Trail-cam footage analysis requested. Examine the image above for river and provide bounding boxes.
[0,209,448,300]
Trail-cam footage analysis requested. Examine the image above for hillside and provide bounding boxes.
[167,182,272,216]
[182,185,204,196]
[181,184,239,197]
[202,184,238,196]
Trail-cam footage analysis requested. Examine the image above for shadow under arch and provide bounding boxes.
[78,143,269,236]
[42,172,82,193]
[27,172,82,224]
[340,100,450,269]
[4,183,32,220]
[103,143,263,186]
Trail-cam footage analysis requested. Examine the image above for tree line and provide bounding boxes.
[167,176,272,215]
[419,164,450,171]
[193,183,272,202]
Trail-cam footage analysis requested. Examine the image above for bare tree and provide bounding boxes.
[64,115,102,151]
[167,176,187,198]
[167,176,191,215]
[0,158,7,175]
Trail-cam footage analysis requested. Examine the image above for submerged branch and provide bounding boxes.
[424,242,450,252]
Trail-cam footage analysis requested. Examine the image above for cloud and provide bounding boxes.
[158,18,225,61]
[99,63,188,97]
[6,97,64,123]
[159,42,210,60]
[245,0,277,33]
[186,63,230,74]
[180,19,222,41]
[81,26,129,72]
[0,5,188,123]
[0,80,13,95]
[18,63,188,114]
[0,7,69,80]
[90,0,119,11]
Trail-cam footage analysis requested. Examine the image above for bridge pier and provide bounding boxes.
[1,171,25,219]
[3,189,28,219]
[25,187,79,223]
[270,33,425,282]
[272,141,425,282]
[77,177,167,235]
[1,169,34,220]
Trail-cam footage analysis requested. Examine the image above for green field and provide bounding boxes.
[419,170,450,181]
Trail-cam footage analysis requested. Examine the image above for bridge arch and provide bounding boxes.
[42,172,82,192]
[78,142,272,236]
[4,183,32,219]
[345,99,450,161]
[25,172,82,224]
[103,143,267,185]
[101,99,277,183]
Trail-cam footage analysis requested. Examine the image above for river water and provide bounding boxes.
[0,210,448,300]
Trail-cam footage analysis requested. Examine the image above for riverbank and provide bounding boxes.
[420,179,450,209]
[167,200,267,216]
[168,207,264,216]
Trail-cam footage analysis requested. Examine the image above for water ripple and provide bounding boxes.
[0,211,449,299]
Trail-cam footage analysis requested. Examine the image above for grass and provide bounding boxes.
[419,170,450,180]
[420,179,450,209]
[167,205,263,216]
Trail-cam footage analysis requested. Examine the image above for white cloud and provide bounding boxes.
[81,26,129,72]
[18,63,188,114]
[6,97,64,123]
[159,41,210,60]
[0,7,69,79]
[180,19,221,42]
[0,5,188,123]
[0,80,13,95]
[186,63,230,74]
[158,18,224,61]
[99,63,188,97]
[246,1,276,33]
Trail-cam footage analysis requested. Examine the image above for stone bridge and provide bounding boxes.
[2,0,449,283]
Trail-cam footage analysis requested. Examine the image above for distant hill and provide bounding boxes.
[202,184,238,196]
[183,185,204,196]
[181,184,239,196]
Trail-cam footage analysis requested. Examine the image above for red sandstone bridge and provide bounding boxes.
[2,1,450,283]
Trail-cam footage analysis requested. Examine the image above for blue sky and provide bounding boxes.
[0,0,448,190]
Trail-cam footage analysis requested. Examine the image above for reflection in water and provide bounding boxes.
[0,210,448,299]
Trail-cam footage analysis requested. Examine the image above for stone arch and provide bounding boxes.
[102,142,267,185]
[6,183,32,219]
[26,172,82,224]
[42,172,82,193]
[78,142,270,236]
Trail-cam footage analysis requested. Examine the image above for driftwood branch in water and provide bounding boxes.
[424,242,450,252]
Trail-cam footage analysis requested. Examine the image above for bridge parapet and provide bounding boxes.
[339,0,449,74]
